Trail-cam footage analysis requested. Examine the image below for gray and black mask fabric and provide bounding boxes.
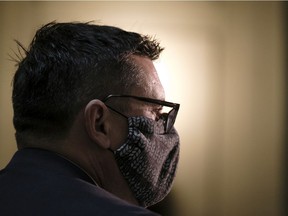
[113,116,180,207]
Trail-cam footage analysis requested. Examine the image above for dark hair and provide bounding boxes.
[12,21,163,145]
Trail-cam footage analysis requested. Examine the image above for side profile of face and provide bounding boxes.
[119,55,166,125]
[106,55,180,207]
[106,55,165,151]
[98,55,166,151]
[77,54,179,207]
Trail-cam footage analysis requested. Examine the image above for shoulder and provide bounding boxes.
[56,177,160,216]
[42,176,159,215]
[0,149,160,216]
[68,187,159,216]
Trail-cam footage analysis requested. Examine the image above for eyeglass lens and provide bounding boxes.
[164,108,178,133]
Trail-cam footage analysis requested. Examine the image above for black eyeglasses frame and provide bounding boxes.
[102,94,180,133]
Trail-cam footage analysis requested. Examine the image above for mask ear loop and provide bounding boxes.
[104,104,128,153]
[105,104,128,118]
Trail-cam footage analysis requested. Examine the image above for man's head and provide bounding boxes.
[12,22,163,146]
[12,22,179,207]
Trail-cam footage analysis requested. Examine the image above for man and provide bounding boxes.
[0,22,180,216]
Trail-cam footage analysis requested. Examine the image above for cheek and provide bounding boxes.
[138,108,157,121]
[130,106,157,121]
[143,111,156,120]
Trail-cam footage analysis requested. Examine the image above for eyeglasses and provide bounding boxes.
[102,94,180,133]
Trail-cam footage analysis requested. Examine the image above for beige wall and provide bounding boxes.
[0,2,285,216]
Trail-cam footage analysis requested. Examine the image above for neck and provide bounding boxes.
[25,137,139,206]
[19,111,139,206]
[60,141,139,205]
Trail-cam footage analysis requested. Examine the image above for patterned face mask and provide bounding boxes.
[112,116,180,207]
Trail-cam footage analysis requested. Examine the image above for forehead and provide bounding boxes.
[130,55,165,100]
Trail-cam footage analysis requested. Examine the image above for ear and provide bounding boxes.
[84,100,111,149]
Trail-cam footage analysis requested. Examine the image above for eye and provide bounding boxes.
[152,106,163,120]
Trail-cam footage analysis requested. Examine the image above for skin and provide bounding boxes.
[126,55,166,120]
[39,55,166,205]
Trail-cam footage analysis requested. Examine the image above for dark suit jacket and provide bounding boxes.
[0,148,160,216]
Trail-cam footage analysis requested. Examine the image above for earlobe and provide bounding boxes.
[84,100,111,149]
